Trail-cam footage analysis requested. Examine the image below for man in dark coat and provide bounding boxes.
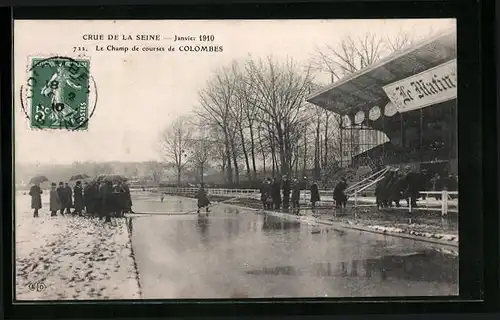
[291,178,300,209]
[271,177,282,210]
[98,181,112,222]
[89,182,99,216]
[122,182,134,213]
[57,182,66,216]
[112,182,126,217]
[282,176,291,210]
[333,178,348,209]
[196,182,211,214]
[309,180,320,209]
[260,178,273,210]
[83,182,91,214]
[50,182,62,216]
[73,181,84,216]
[29,183,43,217]
[64,183,73,214]
[105,181,114,222]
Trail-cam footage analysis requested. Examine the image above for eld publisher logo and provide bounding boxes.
[27,282,46,292]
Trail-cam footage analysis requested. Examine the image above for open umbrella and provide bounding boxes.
[29,175,49,185]
[69,174,91,181]
[92,174,127,184]
[102,174,128,183]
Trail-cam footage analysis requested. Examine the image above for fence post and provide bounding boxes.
[441,190,448,216]
[408,197,412,213]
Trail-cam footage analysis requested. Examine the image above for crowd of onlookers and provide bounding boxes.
[28,180,134,223]
[258,176,349,212]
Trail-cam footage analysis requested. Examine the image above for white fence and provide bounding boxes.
[160,187,458,216]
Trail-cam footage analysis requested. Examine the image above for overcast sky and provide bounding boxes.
[14,19,455,165]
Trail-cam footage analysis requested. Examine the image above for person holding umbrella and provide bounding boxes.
[73,181,84,216]
[29,182,43,217]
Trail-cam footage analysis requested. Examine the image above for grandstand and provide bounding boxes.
[306,30,457,179]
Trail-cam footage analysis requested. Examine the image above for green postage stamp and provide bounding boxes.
[24,57,94,130]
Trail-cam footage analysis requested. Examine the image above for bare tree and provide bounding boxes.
[159,116,193,185]
[144,161,165,185]
[311,33,387,82]
[188,122,214,183]
[234,60,261,180]
[245,56,314,177]
[196,65,240,184]
[209,125,229,182]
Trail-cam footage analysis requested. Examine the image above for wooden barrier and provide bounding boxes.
[159,187,458,215]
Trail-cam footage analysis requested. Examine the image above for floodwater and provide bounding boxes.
[131,195,458,299]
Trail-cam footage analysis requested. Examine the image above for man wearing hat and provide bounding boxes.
[333,177,348,209]
[73,181,84,216]
[56,182,66,216]
[291,177,301,210]
[29,182,43,218]
[271,177,282,210]
[282,175,291,210]
[50,182,62,216]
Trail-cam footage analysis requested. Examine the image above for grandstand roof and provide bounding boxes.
[306,30,457,116]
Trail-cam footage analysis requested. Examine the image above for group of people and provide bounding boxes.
[260,176,301,211]
[29,179,134,222]
[259,176,349,212]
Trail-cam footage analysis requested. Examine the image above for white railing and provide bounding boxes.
[160,187,458,216]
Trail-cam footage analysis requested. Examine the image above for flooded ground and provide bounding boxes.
[131,195,458,299]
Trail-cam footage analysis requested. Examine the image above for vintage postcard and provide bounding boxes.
[14,19,458,300]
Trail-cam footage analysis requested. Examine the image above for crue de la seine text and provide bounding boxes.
[79,33,224,54]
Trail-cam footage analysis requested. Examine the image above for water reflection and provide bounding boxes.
[261,214,301,232]
[246,250,457,284]
[196,214,210,240]
[224,218,240,240]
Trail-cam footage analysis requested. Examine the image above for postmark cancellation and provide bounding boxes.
[20,56,97,131]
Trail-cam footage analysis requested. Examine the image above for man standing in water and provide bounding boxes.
[282,176,291,210]
[271,177,282,210]
[291,177,301,211]
[196,182,210,214]
[29,182,43,217]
